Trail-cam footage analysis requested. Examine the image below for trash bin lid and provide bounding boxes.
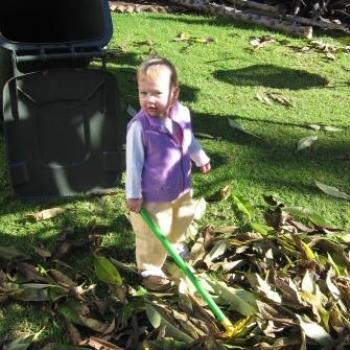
[3,68,123,199]
[0,0,113,54]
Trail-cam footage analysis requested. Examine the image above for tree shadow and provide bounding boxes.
[180,84,200,103]
[191,110,350,200]
[213,64,329,90]
[144,12,269,32]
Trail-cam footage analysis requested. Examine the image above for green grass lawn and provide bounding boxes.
[1,11,350,347]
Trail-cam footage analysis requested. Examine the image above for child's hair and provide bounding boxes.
[137,56,178,88]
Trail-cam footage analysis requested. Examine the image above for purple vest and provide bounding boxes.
[128,102,192,202]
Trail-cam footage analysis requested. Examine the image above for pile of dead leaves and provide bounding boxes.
[1,193,350,349]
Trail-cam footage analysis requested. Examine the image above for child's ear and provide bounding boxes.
[171,86,180,104]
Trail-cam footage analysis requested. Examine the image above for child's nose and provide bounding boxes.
[148,95,156,103]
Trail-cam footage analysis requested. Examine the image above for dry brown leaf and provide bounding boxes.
[220,185,231,200]
[249,36,275,50]
[256,91,273,105]
[27,208,65,221]
[214,225,238,234]
[266,93,292,107]
[32,244,52,259]
[17,262,48,283]
[80,336,124,350]
[174,32,189,41]
[326,52,336,60]
[65,321,82,345]
[48,269,76,288]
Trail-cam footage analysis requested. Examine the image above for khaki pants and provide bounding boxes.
[129,191,196,272]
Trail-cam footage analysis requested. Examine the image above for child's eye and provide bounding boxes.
[140,91,147,96]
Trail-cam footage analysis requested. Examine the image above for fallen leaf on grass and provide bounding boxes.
[27,208,65,221]
[297,315,333,346]
[145,303,194,343]
[204,240,229,266]
[256,91,273,105]
[5,283,66,302]
[255,274,282,303]
[307,124,342,132]
[315,181,350,200]
[58,302,110,333]
[191,36,216,44]
[31,244,52,259]
[174,32,189,42]
[41,344,90,350]
[145,338,188,350]
[308,124,321,131]
[250,222,273,236]
[220,185,231,201]
[249,36,275,50]
[48,269,76,288]
[174,32,216,45]
[267,93,292,107]
[193,197,207,221]
[0,246,28,260]
[52,235,93,260]
[301,241,316,260]
[109,257,138,276]
[65,321,82,345]
[223,316,255,339]
[231,195,253,221]
[325,52,336,60]
[17,262,48,283]
[94,255,123,286]
[133,39,154,47]
[206,186,231,202]
[207,279,257,317]
[323,125,342,132]
[80,336,124,350]
[257,91,292,107]
[3,329,44,350]
[297,135,318,151]
[285,206,329,228]
[309,40,338,53]
[194,132,215,139]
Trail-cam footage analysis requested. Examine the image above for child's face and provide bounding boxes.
[138,66,178,118]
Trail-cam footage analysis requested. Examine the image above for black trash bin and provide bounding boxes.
[0,0,123,200]
[0,0,113,94]
[0,0,112,60]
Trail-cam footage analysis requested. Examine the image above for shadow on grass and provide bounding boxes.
[213,64,329,90]
[192,111,277,144]
[191,110,350,198]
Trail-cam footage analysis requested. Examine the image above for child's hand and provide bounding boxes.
[127,198,143,213]
[200,162,211,174]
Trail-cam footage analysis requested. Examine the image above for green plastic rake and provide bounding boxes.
[140,207,236,337]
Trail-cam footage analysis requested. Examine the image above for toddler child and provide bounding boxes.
[126,56,211,291]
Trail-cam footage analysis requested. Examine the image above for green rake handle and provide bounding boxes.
[140,207,235,335]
